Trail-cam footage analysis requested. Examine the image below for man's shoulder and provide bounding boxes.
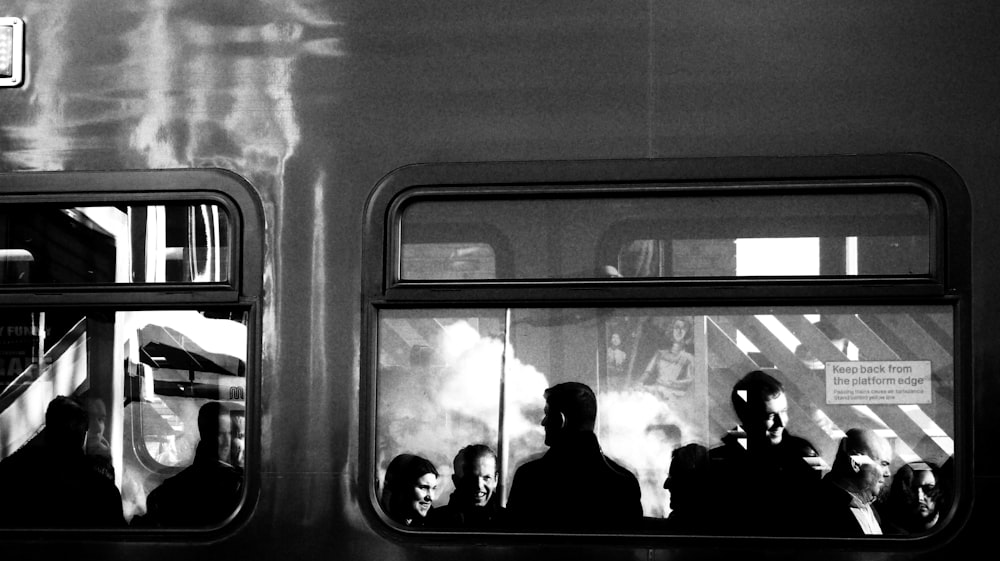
[816,476,854,506]
[512,453,547,475]
[602,454,640,486]
[708,436,746,469]
[782,434,819,456]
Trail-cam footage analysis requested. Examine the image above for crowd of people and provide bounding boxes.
[0,370,949,535]
[0,396,243,529]
[381,372,952,536]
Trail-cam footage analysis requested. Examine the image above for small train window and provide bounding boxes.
[365,156,968,540]
[0,203,232,285]
[0,170,262,533]
[396,191,932,282]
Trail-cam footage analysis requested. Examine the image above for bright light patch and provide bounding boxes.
[735,237,819,276]
[757,314,801,352]
[1,25,13,76]
[0,17,24,87]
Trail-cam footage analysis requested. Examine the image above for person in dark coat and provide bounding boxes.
[142,401,244,527]
[0,395,125,528]
[506,382,642,531]
[812,428,893,536]
[381,453,439,527]
[431,444,505,528]
[708,370,822,535]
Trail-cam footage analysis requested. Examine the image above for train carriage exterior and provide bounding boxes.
[0,1,996,560]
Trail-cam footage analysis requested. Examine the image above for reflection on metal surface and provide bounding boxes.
[1,2,342,172]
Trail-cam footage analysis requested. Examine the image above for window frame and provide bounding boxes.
[365,155,966,304]
[0,168,262,305]
[0,168,264,538]
[361,154,971,544]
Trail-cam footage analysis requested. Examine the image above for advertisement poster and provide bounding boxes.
[602,313,709,517]
[0,314,39,392]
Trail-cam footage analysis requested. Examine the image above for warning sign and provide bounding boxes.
[826,361,932,405]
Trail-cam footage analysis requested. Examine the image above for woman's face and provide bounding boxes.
[671,320,688,343]
[408,472,438,520]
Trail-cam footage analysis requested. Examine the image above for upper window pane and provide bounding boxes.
[398,191,931,281]
[401,243,496,280]
[0,204,231,285]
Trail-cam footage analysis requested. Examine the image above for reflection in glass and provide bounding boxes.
[0,204,231,285]
[0,308,247,527]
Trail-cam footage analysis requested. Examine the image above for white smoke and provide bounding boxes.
[377,319,549,504]
[599,389,703,517]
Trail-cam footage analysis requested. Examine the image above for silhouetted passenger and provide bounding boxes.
[431,444,505,528]
[506,382,642,530]
[709,370,821,534]
[812,428,893,536]
[662,443,712,532]
[877,461,941,534]
[0,396,125,527]
[381,453,439,527]
[82,396,115,482]
[143,401,244,527]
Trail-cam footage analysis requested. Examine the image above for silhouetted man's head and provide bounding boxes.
[663,443,709,513]
[541,382,597,447]
[452,444,498,508]
[44,396,89,453]
[732,370,789,448]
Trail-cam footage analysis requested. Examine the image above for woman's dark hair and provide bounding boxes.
[382,453,438,523]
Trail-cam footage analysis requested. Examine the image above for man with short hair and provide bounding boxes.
[142,401,244,527]
[709,370,822,534]
[813,428,893,536]
[506,382,642,530]
[431,444,505,527]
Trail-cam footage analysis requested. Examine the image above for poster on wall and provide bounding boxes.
[600,313,709,517]
[0,313,39,393]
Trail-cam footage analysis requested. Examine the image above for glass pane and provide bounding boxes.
[375,305,954,536]
[0,308,247,528]
[0,204,231,285]
[401,243,496,280]
[399,191,931,280]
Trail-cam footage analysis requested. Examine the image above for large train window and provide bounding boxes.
[364,156,968,540]
[0,170,262,533]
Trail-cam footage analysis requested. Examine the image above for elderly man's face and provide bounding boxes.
[856,439,892,502]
